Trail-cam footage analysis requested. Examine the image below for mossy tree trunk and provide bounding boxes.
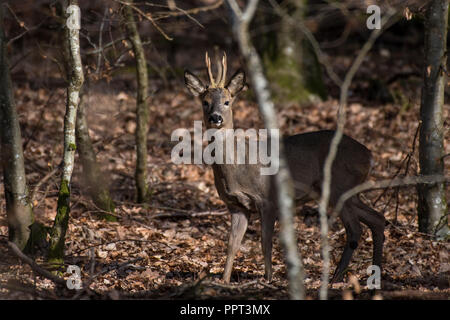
[0,5,34,250]
[75,88,116,221]
[256,0,326,105]
[417,0,449,239]
[123,0,150,203]
[49,0,84,264]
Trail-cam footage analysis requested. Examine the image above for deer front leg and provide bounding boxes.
[260,207,276,282]
[223,211,249,283]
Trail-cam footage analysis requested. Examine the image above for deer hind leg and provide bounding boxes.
[260,205,276,282]
[223,211,249,283]
[352,196,385,272]
[331,202,362,283]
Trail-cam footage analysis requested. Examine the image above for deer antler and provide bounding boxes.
[205,51,227,88]
[205,52,216,88]
[219,52,227,87]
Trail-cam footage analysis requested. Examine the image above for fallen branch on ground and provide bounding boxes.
[8,241,66,286]
[151,209,228,218]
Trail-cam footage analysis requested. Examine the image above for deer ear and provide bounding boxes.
[226,69,246,96]
[184,70,206,96]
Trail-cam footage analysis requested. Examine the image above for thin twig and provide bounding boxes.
[332,174,449,220]
[4,3,28,30]
[30,162,62,203]
[7,18,48,46]
[22,90,59,151]
[393,122,421,223]
[155,2,205,28]
[372,122,420,222]
[96,8,108,75]
[115,0,173,41]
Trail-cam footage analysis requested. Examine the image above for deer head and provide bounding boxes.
[184,52,246,129]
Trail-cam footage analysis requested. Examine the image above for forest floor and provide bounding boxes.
[0,65,449,299]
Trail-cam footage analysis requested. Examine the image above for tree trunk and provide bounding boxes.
[256,0,326,105]
[123,0,150,203]
[76,88,116,221]
[49,0,84,264]
[227,0,305,300]
[0,5,34,250]
[417,0,449,239]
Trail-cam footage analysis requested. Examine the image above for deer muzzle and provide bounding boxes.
[208,113,223,126]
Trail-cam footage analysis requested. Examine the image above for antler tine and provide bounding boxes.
[205,52,216,88]
[215,53,223,87]
[219,52,227,87]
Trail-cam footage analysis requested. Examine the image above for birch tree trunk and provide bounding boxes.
[417,0,449,239]
[0,4,34,250]
[76,88,116,221]
[226,0,305,300]
[123,0,150,203]
[49,0,84,263]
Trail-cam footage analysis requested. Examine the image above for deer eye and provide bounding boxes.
[203,101,209,108]
[224,101,230,106]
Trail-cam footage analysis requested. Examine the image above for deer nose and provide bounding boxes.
[208,114,223,125]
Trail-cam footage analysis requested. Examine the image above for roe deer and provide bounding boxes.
[184,52,385,283]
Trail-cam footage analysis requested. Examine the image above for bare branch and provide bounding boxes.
[4,3,28,30]
[242,0,259,22]
[152,0,223,21]
[227,0,243,18]
[115,0,173,41]
[30,162,62,203]
[7,18,48,46]
[96,8,108,75]
[84,36,126,55]
[167,0,176,11]
[332,174,450,221]
[8,241,67,287]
